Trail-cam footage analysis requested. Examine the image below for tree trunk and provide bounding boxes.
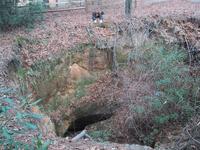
[125,0,132,17]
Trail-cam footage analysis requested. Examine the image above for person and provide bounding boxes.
[92,11,104,23]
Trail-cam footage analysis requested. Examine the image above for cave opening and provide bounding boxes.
[64,113,113,137]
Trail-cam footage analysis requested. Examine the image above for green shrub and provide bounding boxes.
[130,43,198,123]
[128,42,200,146]
[0,0,45,30]
[0,87,50,149]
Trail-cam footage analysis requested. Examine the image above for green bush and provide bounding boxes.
[130,43,199,123]
[128,42,200,146]
[0,0,45,30]
[0,87,50,149]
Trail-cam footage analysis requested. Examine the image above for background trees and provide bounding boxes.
[0,0,44,30]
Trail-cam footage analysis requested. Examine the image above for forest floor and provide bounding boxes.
[0,0,200,149]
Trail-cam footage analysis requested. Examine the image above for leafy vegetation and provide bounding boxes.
[0,87,50,149]
[0,0,45,30]
[128,42,200,146]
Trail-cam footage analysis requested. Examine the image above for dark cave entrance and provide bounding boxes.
[63,113,113,137]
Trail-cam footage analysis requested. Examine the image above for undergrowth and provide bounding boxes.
[17,52,71,100]
[127,41,200,146]
[0,1,45,31]
[0,87,50,149]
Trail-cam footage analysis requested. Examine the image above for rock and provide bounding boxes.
[125,144,153,150]
[69,63,91,81]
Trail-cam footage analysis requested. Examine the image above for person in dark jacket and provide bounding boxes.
[92,11,104,23]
